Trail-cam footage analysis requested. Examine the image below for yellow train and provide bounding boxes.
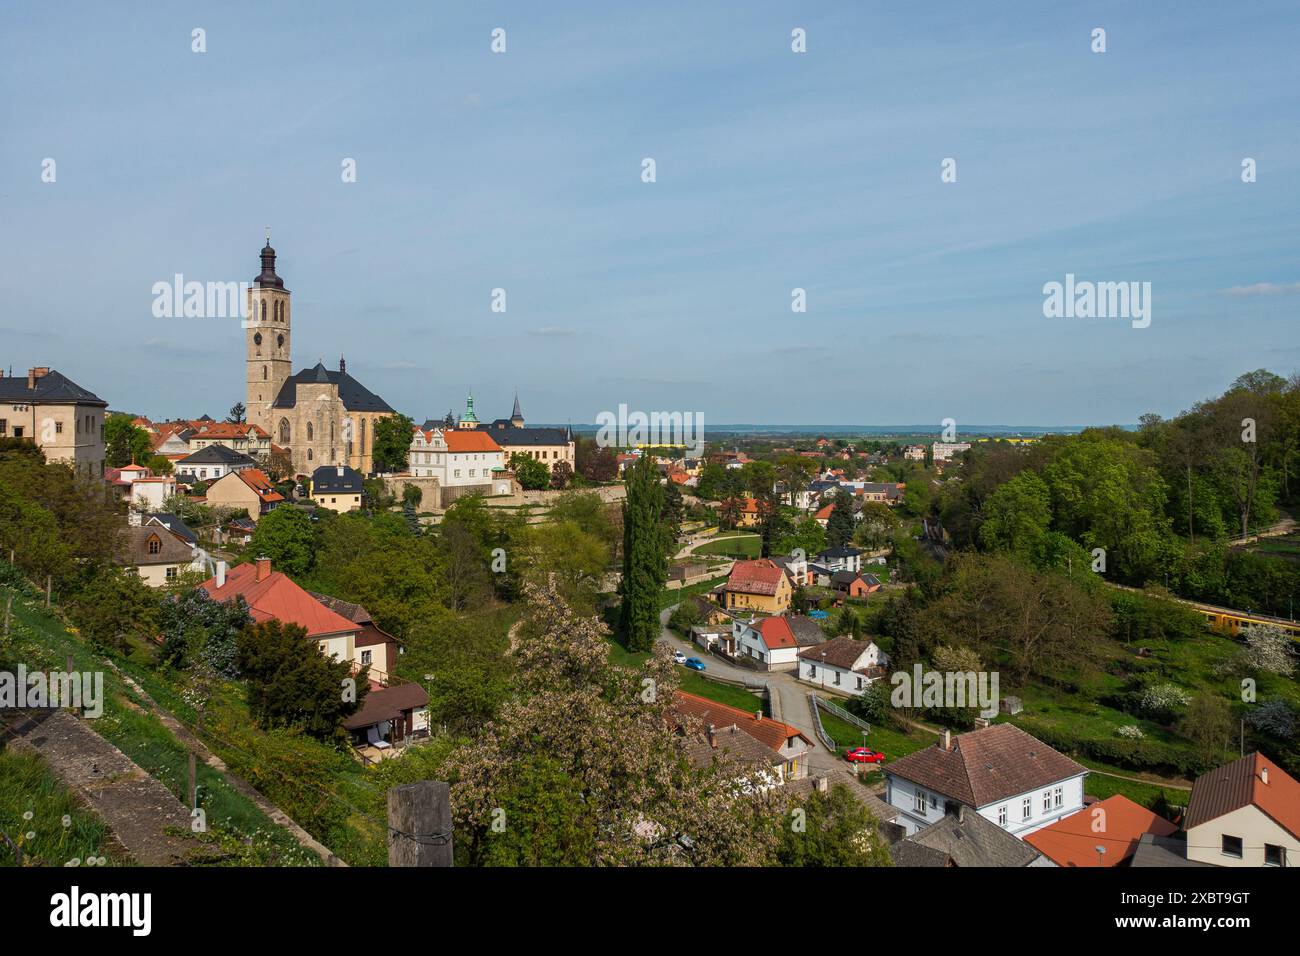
[1192,604,1300,638]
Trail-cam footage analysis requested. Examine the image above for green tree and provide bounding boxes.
[248,506,317,576]
[103,414,152,468]
[66,566,159,653]
[371,413,415,473]
[826,488,856,548]
[775,783,892,867]
[227,402,247,424]
[510,454,550,490]
[619,456,668,652]
[236,618,367,740]
[1179,694,1234,771]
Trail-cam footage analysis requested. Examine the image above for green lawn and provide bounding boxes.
[0,750,114,867]
[678,671,764,712]
[816,709,933,762]
[1081,766,1188,811]
[693,535,761,558]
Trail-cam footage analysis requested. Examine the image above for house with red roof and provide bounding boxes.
[672,690,813,781]
[204,467,284,522]
[1024,795,1178,867]
[1183,751,1299,867]
[723,558,791,614]
[733,615,800,671]
[408,425,512,503]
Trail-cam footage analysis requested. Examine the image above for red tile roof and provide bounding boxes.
[755,616,797,650]
[237,468,284,504]
[672,691,811,753]
[814,503,834,520]
[198,561,357,639]
[725,559,786,596]
[1184,751,1300,839]
[1024,795,1177,867]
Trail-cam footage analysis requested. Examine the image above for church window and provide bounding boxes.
[307,423,314,441]
[260,301,266,323]
[277,333,284,348]
[279,419,290,443]
[308,448,313,462]
[254,332,262,346]
[263,365,267,380]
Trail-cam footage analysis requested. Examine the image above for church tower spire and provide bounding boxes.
[510,390,524,427]
[246,235,292,438]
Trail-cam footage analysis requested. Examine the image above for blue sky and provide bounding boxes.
[2,1,1297,428]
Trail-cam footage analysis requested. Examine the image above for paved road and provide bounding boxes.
[657,607,855,780]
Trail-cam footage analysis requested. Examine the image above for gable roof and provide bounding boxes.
[786,615,827,647]
[885,723,1087,808]
[725,559,786,596]
[753,616,797,650]
[680,723,785,772]
[1184,751,1300,839]
[271,362,395,413]
[198,562,357,639]
[178,444,257,466]
[672,691,812,754]
[0,369,106,406]
[341,682,429,731]
[1024,795,1177,867]
[482,424,572,446]
[144,513,198,547]
[117,525,196,567]
[444,430,502,453]
[798,635,875,670]
[892,809,1042,868]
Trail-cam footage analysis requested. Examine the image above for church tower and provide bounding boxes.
[245,237,292,435]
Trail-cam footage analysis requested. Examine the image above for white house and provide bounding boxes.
[797,636,888,696]
[175,444,256,482]
[1183,752,1299,867]
[814,546,863,574]
[408,426,511,493]
[883,723,1088,837]
[733,616,800,671]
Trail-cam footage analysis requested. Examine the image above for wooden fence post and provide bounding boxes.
[387,780,452,867]
[188,753,197,810]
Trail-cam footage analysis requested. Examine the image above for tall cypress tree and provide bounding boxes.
[619,456,668,652]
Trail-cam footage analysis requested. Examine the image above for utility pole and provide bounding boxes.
[387,780,452,867]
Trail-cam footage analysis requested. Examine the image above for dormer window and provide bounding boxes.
[147,535,161,555]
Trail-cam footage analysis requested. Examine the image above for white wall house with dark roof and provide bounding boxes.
[884,724,1088,837]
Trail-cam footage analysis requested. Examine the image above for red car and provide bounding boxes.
[844,747,885,764]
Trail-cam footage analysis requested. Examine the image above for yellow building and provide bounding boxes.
[0,367,106,476]
[723,559,792,614]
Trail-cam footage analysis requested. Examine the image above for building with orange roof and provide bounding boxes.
[199,558,360,664]
[1184,752,1299,867]
[733,615,800,670]
[723,558,791,614]
[1024,795,1178,867]
[203,467,285,522]
[186,421,271,458]
[408,425,512,503]
[672,690,813,780]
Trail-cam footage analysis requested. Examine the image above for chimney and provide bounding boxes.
[754,710,762,722]
[255,557,271,582]
[27,367,49,390]
[816,775,828,793]
[1260,766,1269,785]
[706,724,716,749]
[216,560,227,588]
[957,805,965,823]
[337,465,344,477]
[941,728,952,751]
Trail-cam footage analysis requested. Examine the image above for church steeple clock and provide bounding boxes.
[245,234,292,435]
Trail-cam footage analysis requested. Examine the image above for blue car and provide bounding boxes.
[684,657,706,672]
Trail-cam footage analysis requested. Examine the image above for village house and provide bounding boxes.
[107,464,176,511]
[892,805,1050,867]
[672,690,813,782]
[814,546,864,573]
[186,421,272,458]
[203,468,284,522]
[797,635,888,695]
[408,424,512,505]
[0,367,107,476]
[176,444,257,482]
[115,524,204,586]
[1183,751,1299,867]
[311,464,363,512]
[884,723,1088,837]
[831,570,883,600]
[722,559,792,614]
[733,616,800,671]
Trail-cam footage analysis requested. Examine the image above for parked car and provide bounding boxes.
[672,650,688,664]
[684,658,706,672]
[844,747,885,764]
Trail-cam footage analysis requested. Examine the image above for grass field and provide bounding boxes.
[693,534,761,558]
[678,672,764,712]
[0,750,113,868]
